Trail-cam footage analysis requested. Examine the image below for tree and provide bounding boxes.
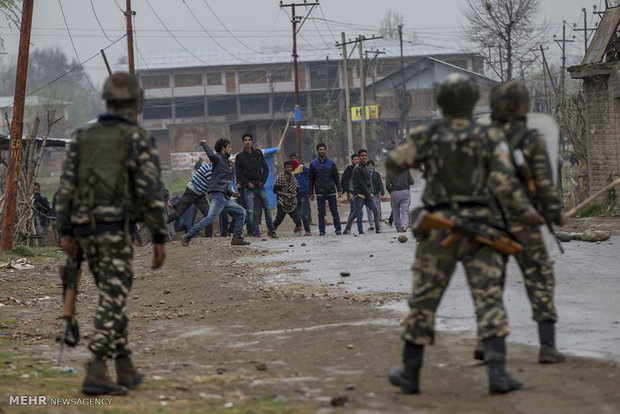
[0,47,103,136]
[0,0,19,50]
[462,0,544,80]
[379,11,404,41]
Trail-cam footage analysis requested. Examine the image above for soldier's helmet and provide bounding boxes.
[490,80,529,122]
[102,72,143,111]
[436,73,479,118]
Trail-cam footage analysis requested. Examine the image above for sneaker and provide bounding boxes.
[319,232,326,236]
[335,230,342,235]
[294,225,302,233]
[231,233,250,245]
[375,228,381,234]
[342,230,350,235]
[182,234,192,246]
[268,230,278,239]
[368,226,375,231]
[359,231,365,235]
[304,231,311,236]
[400,226,407,232]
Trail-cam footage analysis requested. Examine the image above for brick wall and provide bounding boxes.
[581,63,620,200]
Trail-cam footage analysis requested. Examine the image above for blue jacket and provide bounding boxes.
[292,163,310,194]
[309,156,341,196]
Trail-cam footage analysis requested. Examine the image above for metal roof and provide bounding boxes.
[136,43,474,71]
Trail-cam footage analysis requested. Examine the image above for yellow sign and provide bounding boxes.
[351,105,379,121]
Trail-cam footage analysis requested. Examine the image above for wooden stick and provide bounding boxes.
[564,177,620,218]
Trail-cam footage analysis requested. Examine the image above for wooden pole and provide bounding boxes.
[358,35,367,150]
[126,0,135,74]
[1,0,34,250]
[564,178,620,218]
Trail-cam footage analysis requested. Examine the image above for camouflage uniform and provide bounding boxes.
[490,81,564,363]
[57,74,166,377]
[387,74,538,395]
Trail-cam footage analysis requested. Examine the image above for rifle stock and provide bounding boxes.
[57,254,82,366]
[413,209,523,255]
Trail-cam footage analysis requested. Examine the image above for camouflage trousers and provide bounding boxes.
[402,228,510,345]
[77,230,134,359]
[505,224,557,322]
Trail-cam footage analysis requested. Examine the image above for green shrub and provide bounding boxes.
[577,202,604,217]
[10,245,35,257]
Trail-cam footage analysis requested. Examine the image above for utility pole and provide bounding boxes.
[1,0,34,250]
[397,24,410,139]
[280,1,319,162]
[358,35,367,149]
[553,21,574,108]
[336,33,355,156]
[573,8,597,57]
[125,0,135,74]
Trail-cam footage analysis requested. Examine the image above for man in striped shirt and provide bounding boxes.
[167,161,213,236]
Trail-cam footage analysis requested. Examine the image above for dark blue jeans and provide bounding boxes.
[296,192,311,232]
[244,187,275,236]
[316,194,341,235]
[188,193,246,237]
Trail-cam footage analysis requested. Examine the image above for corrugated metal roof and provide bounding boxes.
[137,43,472,71]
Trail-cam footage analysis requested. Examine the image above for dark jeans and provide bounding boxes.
[296,192,311,232]
[168,188,213,236]
[244,187,275,236]
[346,194,363,233]
[316,194,341,235]
[345,195,380,232]
[273,204,302,229]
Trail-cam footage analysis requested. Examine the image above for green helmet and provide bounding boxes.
[490,80,529,122]
[102,72,143,111]
[436,73,479,118]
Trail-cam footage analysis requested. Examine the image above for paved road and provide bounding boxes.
[243,180,620,361]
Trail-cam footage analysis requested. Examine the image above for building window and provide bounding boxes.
[239,70,267,84]
[208,96,237,116]
[175,97,204,118]
[141,75,170,89]
[272,68,292,82]
[206,72,222,85]
[376,63,399,77]
[174,73,202,87]
[143,98,172,119]
[273,93,295,112]
[240,95,269,114]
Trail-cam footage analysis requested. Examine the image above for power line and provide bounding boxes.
[200,0,266,54]
[58,0,98,93]
[89,0,115,42]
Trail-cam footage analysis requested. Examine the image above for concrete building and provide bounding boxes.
[135,43,487,168]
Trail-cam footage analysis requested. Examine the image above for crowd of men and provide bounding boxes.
[52,71,564,398]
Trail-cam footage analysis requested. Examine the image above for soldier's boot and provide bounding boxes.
[388,342,423,394]
[538,320,565,363]
[116,356,144,389]
[82,357,128,396]
[474,340,485,361]
[484,337,523,395]
[231,233,250,246]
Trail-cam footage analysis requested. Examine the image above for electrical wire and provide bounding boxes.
[58,0,98,93]
[89,0,115,41]
[318,3,338,45]
[200,0,266,54]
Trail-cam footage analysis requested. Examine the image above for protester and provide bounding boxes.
[308,142,342,236]
[167,161,213,237]
[386,169,414,232]
[289,153,311,236]
[341,153,364,234]
[235,133,277,238]
[273,161,303,234]
[343,149,380,234]
[365,160,385,231]
[32,182,51,247]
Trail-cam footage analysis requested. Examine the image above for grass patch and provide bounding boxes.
[163,176,191,196]
[0,246,65,263]
[578,202,604,217]
[10,245,35,257]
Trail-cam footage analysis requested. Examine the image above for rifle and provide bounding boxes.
[56,253,82,366]
[411,209,523,255]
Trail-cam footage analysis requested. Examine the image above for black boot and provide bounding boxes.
[538,320,565,363]
[388,342,423,394]
[231,233,250,245]
[116,356,144,389]
[484,337,522,394]
[82,357,128,396]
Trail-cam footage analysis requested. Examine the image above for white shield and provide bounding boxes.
[476,113,561,253]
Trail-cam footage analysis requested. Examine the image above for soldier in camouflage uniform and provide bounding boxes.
[56,72,167,396]
[483,80,565,363]
[386,74,543,395]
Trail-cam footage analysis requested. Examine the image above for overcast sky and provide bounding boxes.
[0,0,611,89]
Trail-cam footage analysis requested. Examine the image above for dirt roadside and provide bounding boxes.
[0,217,619,413]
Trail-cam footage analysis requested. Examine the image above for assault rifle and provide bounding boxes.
[56,254,82,366]
[411,209,523,255]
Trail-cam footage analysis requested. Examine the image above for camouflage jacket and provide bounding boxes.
[386,118,533,222]
[500,121,563,225]
[56,113,167,242]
